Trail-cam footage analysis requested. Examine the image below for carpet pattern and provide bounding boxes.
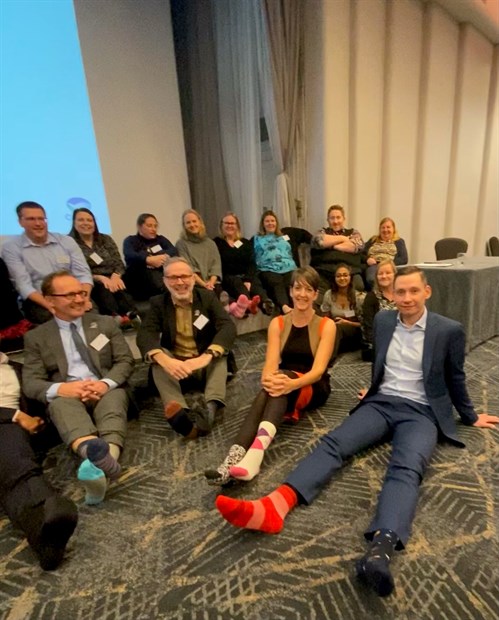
[1,334,498,619]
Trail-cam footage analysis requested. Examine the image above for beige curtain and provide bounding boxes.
[260,0,305,227]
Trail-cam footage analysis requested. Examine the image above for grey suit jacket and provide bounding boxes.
[351,310,478,446]
[22,314,134,404]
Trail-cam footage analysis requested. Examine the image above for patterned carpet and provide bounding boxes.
[1,333,498,620]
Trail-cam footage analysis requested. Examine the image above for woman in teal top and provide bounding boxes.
[253,210,297,314]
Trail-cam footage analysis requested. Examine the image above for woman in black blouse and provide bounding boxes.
[122,213,177,300]
[214,212,274,316]
[70,208,139,325]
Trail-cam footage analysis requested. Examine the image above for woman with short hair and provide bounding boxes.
[204,266,336,485]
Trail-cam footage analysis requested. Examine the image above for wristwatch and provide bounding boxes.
[206,348,222,359]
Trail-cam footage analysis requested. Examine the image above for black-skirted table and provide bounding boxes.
[417,257,499,352]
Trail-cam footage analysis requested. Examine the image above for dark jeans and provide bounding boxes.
[91,281,137,316]
[259,270,293,310]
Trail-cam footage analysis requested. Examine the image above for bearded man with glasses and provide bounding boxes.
[137,257,236,438]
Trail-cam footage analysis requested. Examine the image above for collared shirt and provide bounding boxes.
[1,232,93,299]
[46,316,117,401]
[0,352,21,409]
[379,308,429,406]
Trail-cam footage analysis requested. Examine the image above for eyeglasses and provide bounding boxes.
[164,274,193,282]
[49,290,89,300]
[222,221,237,226]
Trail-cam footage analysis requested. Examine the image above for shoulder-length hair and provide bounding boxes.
[370,217,400,243]
[69,207,100,242]
[329,263,356,309]
[258,209,282,236]
[181,209,206,240]
[219,212,242,240]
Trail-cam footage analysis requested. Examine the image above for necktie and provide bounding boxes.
[70,323,101,378]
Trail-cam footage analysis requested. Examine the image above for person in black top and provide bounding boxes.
[214,212,274,317]
[69,208,139,326]
[123,213,177,300]
[0,257,32,352]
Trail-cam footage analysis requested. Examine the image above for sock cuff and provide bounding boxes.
[276,484,298,509]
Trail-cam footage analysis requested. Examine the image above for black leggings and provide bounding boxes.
[234,370,301,449]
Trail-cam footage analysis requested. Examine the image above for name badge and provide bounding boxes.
[282,234,290,242]
[90,333,110,351]
[233,240,243,249]
[57,255,70,264]
[89,252,103,265]
[193,314,209,330]
[151,244,163,254]
[344,310,355,318]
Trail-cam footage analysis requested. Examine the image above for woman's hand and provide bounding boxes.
[109,273,126,292]
[263,372,296,397]
[367,257,377,266]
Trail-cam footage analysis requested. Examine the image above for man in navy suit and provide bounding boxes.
[215,265,498,596]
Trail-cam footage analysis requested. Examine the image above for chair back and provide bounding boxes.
[434,237,468,260]
[486,236,499,257]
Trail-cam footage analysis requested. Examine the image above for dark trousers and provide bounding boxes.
[259,270,293,311]
[91,281,137,316]
[0,423,55,533]
[22,299,53,325]
[123,267,165,300]
[285,395,438,547]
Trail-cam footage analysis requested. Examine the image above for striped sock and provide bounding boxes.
[86,438,122,481]
[215,484,297,533]
[230,421,276,481]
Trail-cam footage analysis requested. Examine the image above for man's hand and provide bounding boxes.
[183,353,212,374]
[57,380,94,399]
[81,380,110,403]
[14,411,45,434]
[472,413,499,429]
[156,354,192,381]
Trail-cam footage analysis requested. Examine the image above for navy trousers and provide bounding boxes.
[285,395,439,547]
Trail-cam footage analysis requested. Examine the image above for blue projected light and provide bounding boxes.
[0,0,110,235]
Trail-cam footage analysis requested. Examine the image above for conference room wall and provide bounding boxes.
[304,0,499,262]
[73,0,190,249]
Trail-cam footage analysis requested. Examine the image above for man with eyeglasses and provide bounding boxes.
[22,271,134,505]
[1,201,93,324]
[137,257,236,438]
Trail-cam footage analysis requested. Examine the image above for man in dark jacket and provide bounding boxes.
[0,353,78,570]
[137,257,236,438]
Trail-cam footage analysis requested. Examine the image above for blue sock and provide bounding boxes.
[77,459,107,505]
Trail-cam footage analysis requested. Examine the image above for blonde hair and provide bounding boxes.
[181,209,206,239]
[373,259,396,293]
[371,217,400,243]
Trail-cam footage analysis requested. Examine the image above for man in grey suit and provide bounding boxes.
[23,271,134,504]
[215,265,498,596]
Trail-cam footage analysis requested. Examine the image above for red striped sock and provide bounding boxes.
[215,484,298,534]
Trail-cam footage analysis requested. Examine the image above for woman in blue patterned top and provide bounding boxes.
[253,210,297,314]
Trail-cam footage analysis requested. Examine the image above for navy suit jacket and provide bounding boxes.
[351,310,477,446]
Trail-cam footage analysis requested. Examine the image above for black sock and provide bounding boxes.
[356,529,398,597]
